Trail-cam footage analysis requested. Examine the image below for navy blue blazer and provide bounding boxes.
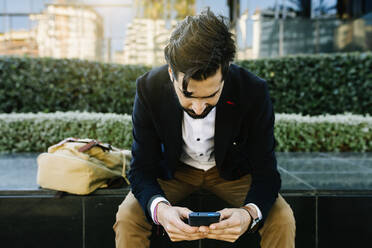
[128,64,281,223]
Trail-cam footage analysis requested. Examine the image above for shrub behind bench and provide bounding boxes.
[0,112,370,153]
[1,53,371,115]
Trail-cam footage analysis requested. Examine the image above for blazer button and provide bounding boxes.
[233,142,237,146]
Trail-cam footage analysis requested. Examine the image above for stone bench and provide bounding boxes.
[1,153,372,248]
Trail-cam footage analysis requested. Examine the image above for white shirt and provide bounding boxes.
[179,107,216,171]
[150,107,262,223]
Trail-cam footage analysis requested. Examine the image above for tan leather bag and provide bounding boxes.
[37,138,131,195]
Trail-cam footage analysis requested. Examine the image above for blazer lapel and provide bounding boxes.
[162,80,183,165]
[214,78,241,170]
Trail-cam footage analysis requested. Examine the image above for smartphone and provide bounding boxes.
[188,212,221,226]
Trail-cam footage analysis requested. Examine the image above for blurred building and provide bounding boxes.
[123,0,195,65]
[1,0,371,63]
[112,50,125,64]
[123,19,177,65]
[250,9,340,59]
[239,0,372,59]
[30,1,104,61]
[0,30,38,56]
[335,13,372,52]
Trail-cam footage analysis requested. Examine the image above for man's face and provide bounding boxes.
[169,66,224,119]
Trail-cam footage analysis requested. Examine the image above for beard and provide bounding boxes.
[182,105,215,119]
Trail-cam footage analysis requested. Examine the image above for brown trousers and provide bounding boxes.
[113,164,296,247]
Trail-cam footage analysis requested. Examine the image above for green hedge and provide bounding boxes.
[237,52,372,115]
[274,113,371,152]
[0,112,370,153]
[0,112,133,153]
[0,53,371,115]
[0,57,149,114]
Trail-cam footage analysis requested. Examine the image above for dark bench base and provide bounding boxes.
[1,188,372,248]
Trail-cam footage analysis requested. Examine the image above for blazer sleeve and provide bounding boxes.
[128,76,166,222]
[244,80,281,222]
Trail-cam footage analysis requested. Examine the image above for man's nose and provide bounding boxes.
[191,101,206,115]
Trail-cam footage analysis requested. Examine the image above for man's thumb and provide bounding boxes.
[180,207,192,219]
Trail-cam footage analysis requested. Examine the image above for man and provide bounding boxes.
[113,9,295,248]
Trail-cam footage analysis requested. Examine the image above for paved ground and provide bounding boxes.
[0,152,371,191]
[278,152,372,191]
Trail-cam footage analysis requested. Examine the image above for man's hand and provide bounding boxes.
[199,208,251,243]
[156,203,206,242]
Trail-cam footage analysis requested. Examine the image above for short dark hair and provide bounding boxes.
[164,8,236,92]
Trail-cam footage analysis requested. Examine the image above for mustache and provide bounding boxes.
[171,87,215,119]
[182,105,215,119]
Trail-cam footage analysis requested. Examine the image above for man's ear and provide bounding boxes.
[168,66,173,82]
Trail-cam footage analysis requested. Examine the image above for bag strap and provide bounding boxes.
[78,140,98,152]
[51,137,116,153]
[78,140,113,152]
[49,137,79,151]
